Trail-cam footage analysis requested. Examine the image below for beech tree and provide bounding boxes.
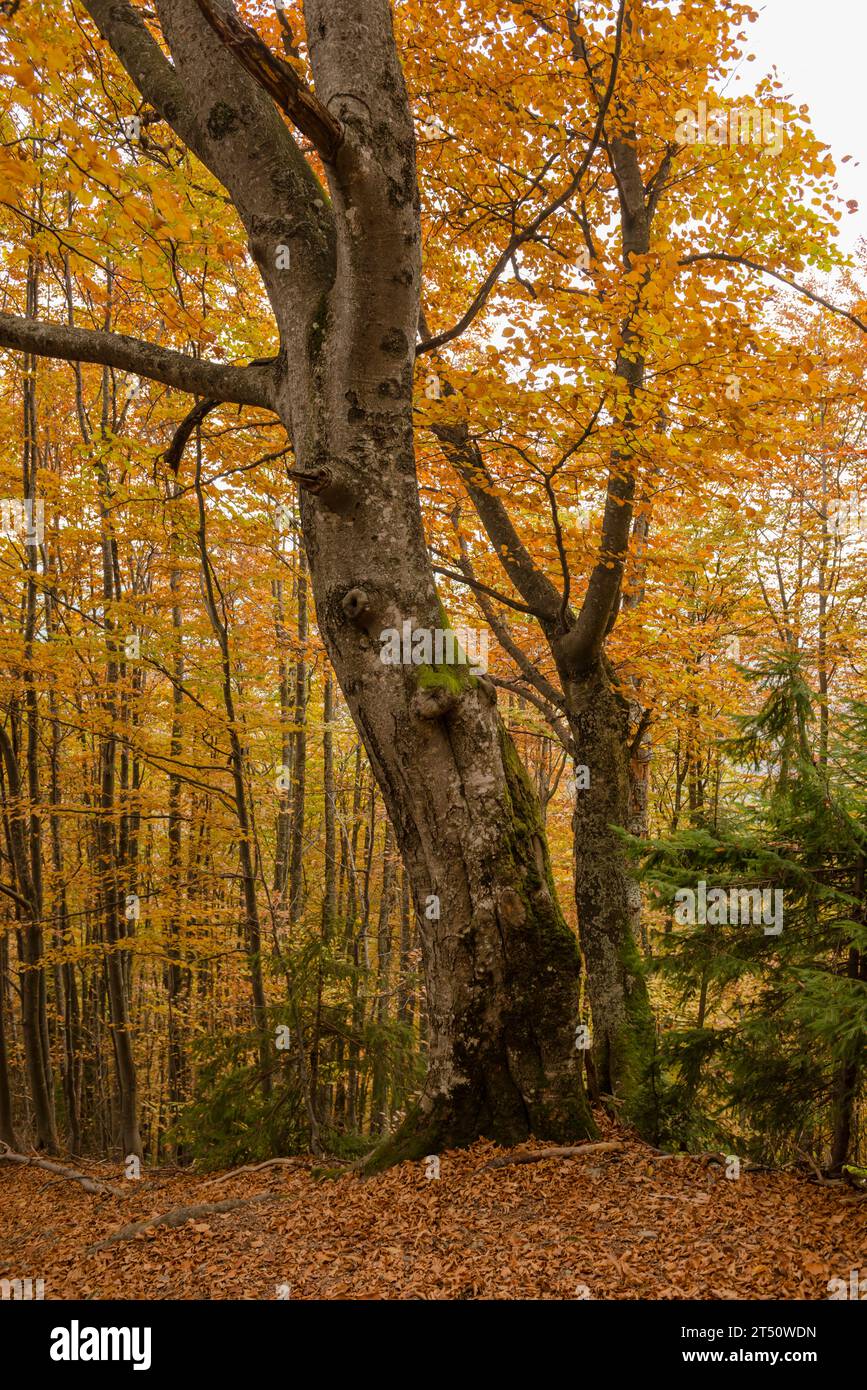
[405,0,854,1125]
[0,0,596,1161]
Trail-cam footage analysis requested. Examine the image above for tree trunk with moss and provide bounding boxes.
[296,221,594,1154]
[566,661,655,1130]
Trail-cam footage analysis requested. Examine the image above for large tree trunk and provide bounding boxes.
[293,296,592,1163]
[276,0,594,1160]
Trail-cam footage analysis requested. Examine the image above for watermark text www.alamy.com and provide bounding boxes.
[674,880,783,935]
[675,101,786,155]
[379,622,488,674]
[827,1268,866,1299]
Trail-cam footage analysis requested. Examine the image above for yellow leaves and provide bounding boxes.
[0,148,34,195]
[11,61,37,90]
[460,379,487,401]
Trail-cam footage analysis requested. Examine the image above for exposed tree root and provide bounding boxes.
[0,1141,125,1196]
[481,1141,623,1170]
[201,1158,311,1188]
[87,1193,280,1251]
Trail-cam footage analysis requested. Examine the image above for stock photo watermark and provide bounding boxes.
[1,1276,44,1300]
[50,1322,152,1371]
[675,101,786,155]
[674,881,784,935]
[1,497,43,545]
[378,621,489,674]
[827,1269,866,1299]
[828,497,867,541]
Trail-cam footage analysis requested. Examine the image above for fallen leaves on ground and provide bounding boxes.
[1,1126,864,1300]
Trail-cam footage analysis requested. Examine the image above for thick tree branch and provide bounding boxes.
[88,1192,279,1250]
[0,1142,125,1196]
[555,448,636,673]
[164,397,220,473]
[482,1141,623,1169]
[0,313,277,408]
[192,0,343,163]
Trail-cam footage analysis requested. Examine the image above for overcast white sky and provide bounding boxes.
[729,0,866,255]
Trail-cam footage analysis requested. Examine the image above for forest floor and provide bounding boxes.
[2,1120,864,1300]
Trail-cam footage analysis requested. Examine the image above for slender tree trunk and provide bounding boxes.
[93,304,141,1160]
[0,723,57,1151]
[288,554,308,928]
[344,749,363,1131]
[311,673,337,1110]
[567,661,655,1129]
[272,569,293,898]
[397,867,415,1029]
[193,431,271,1099]
[0,935,18,1148]
[829,858,866,1174]
[165,517,188,1144]
[371,821,398,1134]
[829,946,861,1176]
[9,254,58,1152]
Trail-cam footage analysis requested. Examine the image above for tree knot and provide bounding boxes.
[341,587,372,625]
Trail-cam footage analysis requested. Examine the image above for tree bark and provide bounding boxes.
[566,663,655,1121]
[0,935,18,1148]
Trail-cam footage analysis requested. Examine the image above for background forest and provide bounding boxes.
[0,0,865,1197]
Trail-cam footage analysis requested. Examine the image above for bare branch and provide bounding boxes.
[0,1142,125,1196]
[679,252,867,335]
[432,421,563,627]
[430,564,538,617]
[417,0,628,355]
[82,0,209,166]
[489,678,573,752]
[452,535,567,713]
[87,1192,279,1250]
[482,1141,623,1170]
